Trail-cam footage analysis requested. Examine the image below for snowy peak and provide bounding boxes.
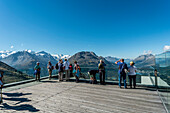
[52,54,71,60]
[0,50,70,60]
[24,49,35,54]
[0,50,17,59]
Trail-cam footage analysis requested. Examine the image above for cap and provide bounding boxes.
[130,61,134,65]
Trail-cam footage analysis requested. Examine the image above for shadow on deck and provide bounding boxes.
[0,79,166,113]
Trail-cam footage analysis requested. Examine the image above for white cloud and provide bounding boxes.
[143,50,152,55]
[164,45,170,51]
[11,46,14,49]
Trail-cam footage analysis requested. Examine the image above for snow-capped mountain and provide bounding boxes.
[52,54,71,61]
[0,50,71,69]
[0,50,70,60]
[0,50,17,59]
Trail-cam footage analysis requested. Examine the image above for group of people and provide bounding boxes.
[34,59,81,83]
[115,59,137,89]
[88,59,137,89]
[0,58,137,104]
[34,58,137,88]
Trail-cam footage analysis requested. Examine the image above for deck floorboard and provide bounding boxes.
[0,79,166,113]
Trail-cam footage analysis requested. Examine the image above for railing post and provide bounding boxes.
[154,69,158,89]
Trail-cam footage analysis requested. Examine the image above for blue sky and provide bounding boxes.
[0,0,170,58]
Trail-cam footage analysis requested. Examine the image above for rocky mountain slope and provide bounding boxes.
[0,61,32,84]
[68,51,116,67]
[134,54,155,68]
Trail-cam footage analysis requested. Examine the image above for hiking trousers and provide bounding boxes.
[59,72,63,81]
[128,75,136,88]
[119,73,127,88]
[35,72,40,81]
[65,70,70,81]
[48,69,52,78]
[99,70,105,84]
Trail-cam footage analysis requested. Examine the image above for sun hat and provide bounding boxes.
[130,61,135,65]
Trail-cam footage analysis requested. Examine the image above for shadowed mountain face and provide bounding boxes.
[0,61,17,72]
[134,54,155,68]
[0,61,31,84]
[105,54,155,68]
[1,51,57,70]
[68,51,116,67]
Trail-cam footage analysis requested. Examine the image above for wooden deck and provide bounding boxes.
[0,79,166,113]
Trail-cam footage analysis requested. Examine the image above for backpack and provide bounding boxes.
[55,63,59,69]
[52,66,54,70]
[99,63,104,70]
[60,64,64,72]
[120,63,128,74]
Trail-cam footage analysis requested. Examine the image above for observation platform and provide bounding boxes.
[0,79,166,113]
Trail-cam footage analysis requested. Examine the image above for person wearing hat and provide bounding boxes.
[34,62,41,81]
[128,61,137,88]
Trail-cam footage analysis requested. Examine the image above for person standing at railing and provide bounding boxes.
[73,61,80,83]
[47,61,54,80]
[98,60,106,85]
[34,62,41,81]
[69,64,73,78]
[58,59,64,82]
[63,59,70,81]
[128,61,137,89]
[115,59,128,89]
[0,71,4,104]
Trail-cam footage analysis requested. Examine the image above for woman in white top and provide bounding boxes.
[128,61,137,89]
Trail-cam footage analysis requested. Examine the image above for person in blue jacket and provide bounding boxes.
[115,59,128,89]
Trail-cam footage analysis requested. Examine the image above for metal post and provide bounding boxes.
[154,69,158,89]
[0,87,2,104]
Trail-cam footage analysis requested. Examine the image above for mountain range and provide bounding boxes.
[134,54,155,68]
[0,50,169,85]
[0,50,71,60]
[0,50,70,69]
[105,56,132,64]
[0,50,169,70]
